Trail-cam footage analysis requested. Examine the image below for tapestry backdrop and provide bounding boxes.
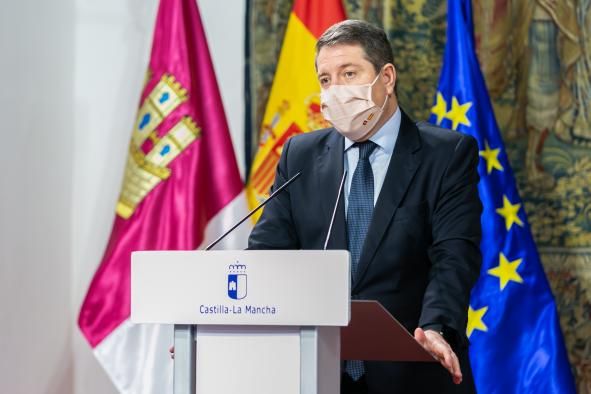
[246,1,591,392]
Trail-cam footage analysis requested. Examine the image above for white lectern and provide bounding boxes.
[131,250,350,394]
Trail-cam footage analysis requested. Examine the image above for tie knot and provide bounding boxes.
[355,140,377,160]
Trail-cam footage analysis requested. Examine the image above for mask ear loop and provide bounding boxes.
[370,63,390,87]
[371,67,389,110]
[369,71,381,86]
[379,92,389,110]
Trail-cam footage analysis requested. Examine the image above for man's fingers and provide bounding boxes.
[423,331,463,385]
[434,344,454,376]
[451,351,462,384]
[441,347,462,384]
[443,351,454,371]
[414,328,463,384]
[413,327,430,351]
[413,328,425,344]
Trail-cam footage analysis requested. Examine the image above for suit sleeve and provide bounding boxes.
[248,137,301,250]
[419,135,482,345]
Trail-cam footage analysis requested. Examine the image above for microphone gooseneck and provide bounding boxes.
[205,171,302,251]
[323,170,348,250]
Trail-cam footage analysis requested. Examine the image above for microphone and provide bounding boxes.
[205,171,302,251]
[323,170,347,250]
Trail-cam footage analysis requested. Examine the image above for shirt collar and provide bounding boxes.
[344,106,401,154]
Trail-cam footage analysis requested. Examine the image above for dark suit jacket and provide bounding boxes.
[249,110,482,394]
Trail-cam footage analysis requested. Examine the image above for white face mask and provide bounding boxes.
[320,73,388,141]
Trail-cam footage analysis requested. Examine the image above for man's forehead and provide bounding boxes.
[316,44,369,73]
[317,43,365,61]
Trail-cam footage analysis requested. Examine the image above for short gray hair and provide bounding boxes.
[316,20,394,73]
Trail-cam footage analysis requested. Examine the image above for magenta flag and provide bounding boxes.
[78,0,247,391]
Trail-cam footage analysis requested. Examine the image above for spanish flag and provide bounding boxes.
[246,0,346,217]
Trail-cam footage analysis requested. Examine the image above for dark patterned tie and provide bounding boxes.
[347,140,377,281]
[346,140,377,381]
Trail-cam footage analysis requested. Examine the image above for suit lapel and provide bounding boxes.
[353,110,422,291]
[316,130,347,250]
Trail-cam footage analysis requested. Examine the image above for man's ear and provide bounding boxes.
[382,63,396,95]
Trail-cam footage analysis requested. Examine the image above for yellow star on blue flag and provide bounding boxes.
[496,195,524,231]
[487,253,524,290]
[466,305,488,338]
[479,140,504,174]
[431,92,447,125]
[445,96,472,130]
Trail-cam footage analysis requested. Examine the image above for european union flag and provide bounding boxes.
[429,1,576,393]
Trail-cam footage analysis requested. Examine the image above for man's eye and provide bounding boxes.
[345,71,355,78]
[320,78,329,85]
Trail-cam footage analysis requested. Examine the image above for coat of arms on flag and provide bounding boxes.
[246,0,346,219]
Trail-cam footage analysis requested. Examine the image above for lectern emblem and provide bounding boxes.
[227,263,247,300]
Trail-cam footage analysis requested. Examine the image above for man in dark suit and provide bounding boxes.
[248,20,481,394]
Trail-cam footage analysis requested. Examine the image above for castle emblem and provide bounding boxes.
[116,73,201,219]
